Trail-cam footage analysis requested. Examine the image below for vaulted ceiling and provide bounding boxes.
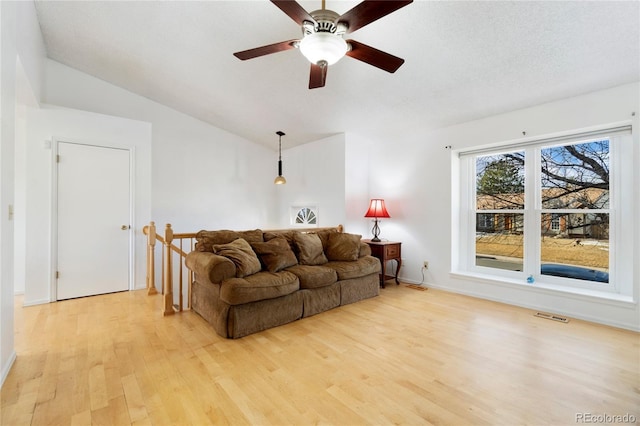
[33,1,640,148]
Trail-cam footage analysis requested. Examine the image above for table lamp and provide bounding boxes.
[364,199,390,242]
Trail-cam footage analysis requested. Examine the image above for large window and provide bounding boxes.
[455,125,633,297]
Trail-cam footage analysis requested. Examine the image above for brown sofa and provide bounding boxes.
[185,226,381,338]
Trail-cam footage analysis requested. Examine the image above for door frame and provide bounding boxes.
[50,138,136,301]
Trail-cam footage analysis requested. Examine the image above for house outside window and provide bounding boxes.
[454,125,633,298]
[477,213,494,232]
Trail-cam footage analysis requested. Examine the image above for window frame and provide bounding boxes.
[454,123,633,299]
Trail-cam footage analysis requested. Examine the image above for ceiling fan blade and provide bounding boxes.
[338,0,413,34]
[233,40,299,60]
[309,63,327,89]
[271,0,316,26]
[345,40,405,73]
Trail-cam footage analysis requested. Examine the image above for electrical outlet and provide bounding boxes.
[423,260,429,269]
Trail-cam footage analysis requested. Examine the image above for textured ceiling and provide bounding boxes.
[33,0,640,149]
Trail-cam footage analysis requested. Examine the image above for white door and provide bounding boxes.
[56,142,130,300]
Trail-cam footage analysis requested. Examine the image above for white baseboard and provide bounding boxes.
[22,298,50,307]
[425,281,640,332]
[397,269,639,332]
[1,351,17,389]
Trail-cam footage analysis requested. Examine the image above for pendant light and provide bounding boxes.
[274,131,286,185]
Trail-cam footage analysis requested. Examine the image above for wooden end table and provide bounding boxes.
[364,240,402,288]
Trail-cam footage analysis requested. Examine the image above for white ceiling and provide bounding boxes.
[33,0,640,149]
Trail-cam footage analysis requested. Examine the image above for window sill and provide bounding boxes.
[450,270,636,308]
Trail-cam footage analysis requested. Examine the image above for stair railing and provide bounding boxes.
[143,222,196,316]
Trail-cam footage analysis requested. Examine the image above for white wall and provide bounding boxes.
[15,1,44,103]
[23,105,152,305]
[344,132,372,237]
[44,60,277,232]
[13,103,26,295]
[1,0,47,388]
[273,134,346,229]
[0,0,18,387]
[356,82,640,331]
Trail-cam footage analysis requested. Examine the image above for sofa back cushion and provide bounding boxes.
[314,229,339,250]
[264,230,296,250]
[325,232,362,261]
[213,238,262,278]
[196,229,263,252]
[251,237,298,273]
[293,232,328,265]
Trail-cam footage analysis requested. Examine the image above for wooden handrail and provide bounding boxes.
[143,226,194,257]
[264,225,344,234]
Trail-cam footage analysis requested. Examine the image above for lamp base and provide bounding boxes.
[370,218,381,242]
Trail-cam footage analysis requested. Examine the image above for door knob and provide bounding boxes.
[121,225,130,230]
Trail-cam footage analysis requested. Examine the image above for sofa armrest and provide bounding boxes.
[185,251,236,285]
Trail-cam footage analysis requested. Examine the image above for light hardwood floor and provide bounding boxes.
[1,283,638,425]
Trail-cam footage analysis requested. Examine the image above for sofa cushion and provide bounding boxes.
[293,232,328,265]
[326,256,381,280]
[196,229,263,252]
[213,238,262,278]
[314,229,339,250]
[238,229,264,243]
[251,237,298,273]
[219,271,299,305]
[264,231,296,256]
[285,264,337,289]
[325,232,362,261]
[264,230,295,245]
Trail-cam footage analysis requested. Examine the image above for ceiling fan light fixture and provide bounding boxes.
[233,0,413,88]
[299,32,348,66]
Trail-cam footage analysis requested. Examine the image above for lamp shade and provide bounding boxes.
[274,172,286,185]
[364,199,390,218]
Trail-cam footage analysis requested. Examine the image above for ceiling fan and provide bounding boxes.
[233,0,413,89]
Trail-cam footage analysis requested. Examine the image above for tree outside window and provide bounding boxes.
[473,140,610,283]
